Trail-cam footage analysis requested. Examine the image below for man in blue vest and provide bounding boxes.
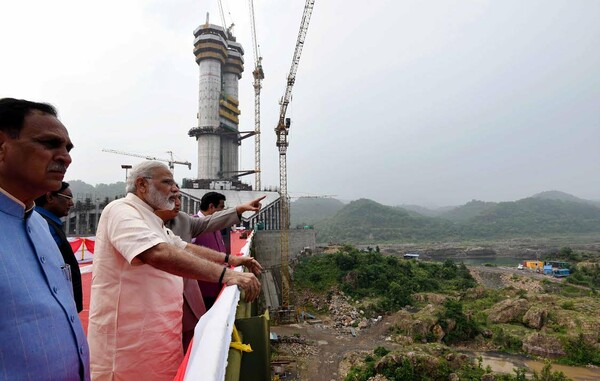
[0,98,90,380]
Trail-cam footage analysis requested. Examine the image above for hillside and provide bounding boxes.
[67,180,126,202]
[316,199,456,243]
[460,197,600,237]
[533,190,600,207]
[316,195,600,243]
[290,197,345,227]
[396,204,447,217]
[438,199,497,222]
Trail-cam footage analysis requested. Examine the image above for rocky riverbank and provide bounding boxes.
[271,261,600,380]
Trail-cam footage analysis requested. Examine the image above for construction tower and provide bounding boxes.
[188,15,246,183]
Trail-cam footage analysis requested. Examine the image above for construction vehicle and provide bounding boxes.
[102,149,192,175]
[553,268,570,278]
[274,0,315,323]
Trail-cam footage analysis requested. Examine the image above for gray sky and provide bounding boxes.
[2,0,599,207]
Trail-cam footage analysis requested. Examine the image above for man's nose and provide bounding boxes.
[55,147,72,166]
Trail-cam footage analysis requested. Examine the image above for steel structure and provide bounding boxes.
[275,0,315,312]
[249,0,264,191]
[102,149,192,174]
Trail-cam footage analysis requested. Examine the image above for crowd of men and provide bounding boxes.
[0,98,264,381]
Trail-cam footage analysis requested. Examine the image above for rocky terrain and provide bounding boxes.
[271,264,600,380]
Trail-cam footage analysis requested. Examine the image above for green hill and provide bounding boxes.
[67,180,126,202]
[460,197,600,238]
[439,200,497,222]
[397,204,459,218]
[533,190,600,208]
[290,197,345,227]
[316,199,456,243]
[316,196,600,244]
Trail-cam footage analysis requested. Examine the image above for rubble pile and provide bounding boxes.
[324,292,382,335]
[276,342,319,357]
[295,289,384,336]
[279,335,307,344]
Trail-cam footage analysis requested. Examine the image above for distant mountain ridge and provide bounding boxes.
[67,180,126,202]
[314,191,600,243]
[63,182,600,243]
[532,190,600,207]
[290,197,345,227]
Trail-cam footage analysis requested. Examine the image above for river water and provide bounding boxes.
[473,352,600,381]
[436,257,524,267]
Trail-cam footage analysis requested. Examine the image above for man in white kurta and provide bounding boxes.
[89,193,187,380]
[87,161,263,381]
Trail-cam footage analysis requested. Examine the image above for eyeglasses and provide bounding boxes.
[55,192,73,200]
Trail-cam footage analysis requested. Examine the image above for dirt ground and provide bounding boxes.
[271,310,406,381]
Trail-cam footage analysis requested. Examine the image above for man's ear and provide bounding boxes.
[45,192,55,203]
[135,177,147,193]
[0,131,9,161]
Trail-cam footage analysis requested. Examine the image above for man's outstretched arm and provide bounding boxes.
[137,243,261,302]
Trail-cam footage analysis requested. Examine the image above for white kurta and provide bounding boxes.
[88,193,187,381]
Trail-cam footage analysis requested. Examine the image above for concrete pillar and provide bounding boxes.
[221,41,243,178]
[190,24,228,179]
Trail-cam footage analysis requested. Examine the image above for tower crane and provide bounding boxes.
[217,0,235,38]
[275,0,315,319]
[102,149,192,175]
[249,0,264,191]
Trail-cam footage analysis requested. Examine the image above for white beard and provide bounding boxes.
[147,183,175,210]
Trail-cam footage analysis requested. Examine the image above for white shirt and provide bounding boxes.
[88,193,187,381]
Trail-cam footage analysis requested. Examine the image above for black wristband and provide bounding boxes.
[224,253,230,264]
[218,267,227,285]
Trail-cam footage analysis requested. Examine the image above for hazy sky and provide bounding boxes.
[2,0,599,206]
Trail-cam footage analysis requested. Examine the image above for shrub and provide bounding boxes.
[561,334,600,366]
[492,327,523,352]
[438,299,480,344]
[373,346,389,357]
[560,300,575,310]
[294,245,478,314]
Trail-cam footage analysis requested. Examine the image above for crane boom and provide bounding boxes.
[277,0,315,128]
[217,0,227,32]
[102,149,192,173]
[249,0,264,191]
[275,0,315,314]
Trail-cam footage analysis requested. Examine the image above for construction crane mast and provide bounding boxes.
[102,149,192,175]
[275,0,315,315]
[249,0,264,191]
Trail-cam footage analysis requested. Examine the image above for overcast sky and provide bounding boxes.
[2,0,599,207]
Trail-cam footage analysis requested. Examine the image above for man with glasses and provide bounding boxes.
[88,161,263,381]
[35,181,83,312]
[0,98,90,380]
[154,190,265,353]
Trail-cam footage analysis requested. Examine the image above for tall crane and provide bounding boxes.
[249,0,264,191]
[217,0,235,38]
[102,149,192,175]
[275,0,315,316]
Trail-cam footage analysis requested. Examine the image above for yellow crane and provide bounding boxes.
[102,149,192,175]
[249,0,264,191]
[275,0,315,319]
